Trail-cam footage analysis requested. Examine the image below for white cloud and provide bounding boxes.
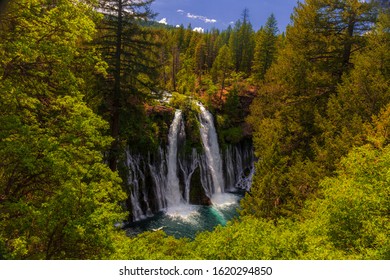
[193,27,205,33]
[158,18,168,25]
[176,25,181,28]
[177,9,185,14]
[206,19,217,24]
[187,13,217,24]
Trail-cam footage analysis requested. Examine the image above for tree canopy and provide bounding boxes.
[0,0,388,260]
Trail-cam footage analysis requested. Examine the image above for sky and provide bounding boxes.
[151,0,299,33]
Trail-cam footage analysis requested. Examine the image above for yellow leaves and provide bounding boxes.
[94,60,108,77]
[75,225,86,237]
[9,237,29,258]
[365,103,390,148]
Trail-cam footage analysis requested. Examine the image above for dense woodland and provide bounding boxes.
[0,0,389,259]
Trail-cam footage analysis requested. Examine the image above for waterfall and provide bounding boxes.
[125,101,255,222]
[198,153,214,198]
[224,143,254,191]
[197,103,225,194]
[148,147,167,210]
[178,148,199,203]
[166,110,184,208]
[125,151,152,221]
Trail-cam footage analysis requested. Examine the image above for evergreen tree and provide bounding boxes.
[0,0,126,259]
[168,25,185,91]
[229,9,255,74]
[96,0,159,171]
[194,36,207,84]
[252,14,279,82]
[243,0,380,219]
[211,45,234,97]
[314,11,390,171]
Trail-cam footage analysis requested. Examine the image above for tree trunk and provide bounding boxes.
[109,1,123,171]
[220,71,225,101]
[340,15,356,79]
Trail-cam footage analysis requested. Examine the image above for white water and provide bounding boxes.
[166,110,184,209]
[178,148,199,203]
[148,147,167,210]
[126,102,254,222]
[125,152,152,221]
[197,102,225,194]
[224,144,254,191]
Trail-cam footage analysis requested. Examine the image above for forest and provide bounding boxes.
[0,0,389,260]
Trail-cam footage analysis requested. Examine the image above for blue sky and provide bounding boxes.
[151,0,298,33]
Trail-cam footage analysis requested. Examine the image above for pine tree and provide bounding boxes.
[229,9,255,74]
[252,14,279,82]
[194,36,207,84]
[243,0,380,219]
[314,11,390,171]
[96,0,159,171]
[211,45,233,97]
[0,0,126,259]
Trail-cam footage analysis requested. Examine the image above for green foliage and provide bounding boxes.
[182,103,203,153]
[224,89,241,121]
[1,0,388,261]
[229,9,255,74]
[169,92,193,110]
[244,0,382,219]
[220,126,243,144]
[211,45,233,93]
[176,56,197,95]
[111,134,389,260]
[312,144,390,259]
[0,0,126,259]
[94,0,159,170]
[314,10,390,171]
[252,14,279,82]
[110,231,189,260]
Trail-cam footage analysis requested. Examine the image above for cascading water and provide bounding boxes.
[125,151,152,221]
[178,148,199,203]
[166,110,184,208]
[224,143,254,191]
[197,102,225,194]
[198,153,214,198]
[148,147,167,210]
[125,100,255,237]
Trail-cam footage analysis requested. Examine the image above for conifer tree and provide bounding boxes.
[211,45,234,97]
[96,0,159,171]
[314,10,390,171]
[194,36,207,84]
[252,14,279,82]
[0,0,126,259]
[229,9,255,74]
[243,0,380,219]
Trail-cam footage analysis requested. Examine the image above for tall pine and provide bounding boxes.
[243,0,379,219]
[96,0,159,171]
[229,9,255,74]
[252,14,279,82]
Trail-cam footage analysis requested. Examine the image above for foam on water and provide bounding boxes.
[211,192,239,206]
[125,193,242,239]
[166,204,200,221]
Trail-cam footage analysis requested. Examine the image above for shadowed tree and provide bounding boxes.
[96,0,159,171]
